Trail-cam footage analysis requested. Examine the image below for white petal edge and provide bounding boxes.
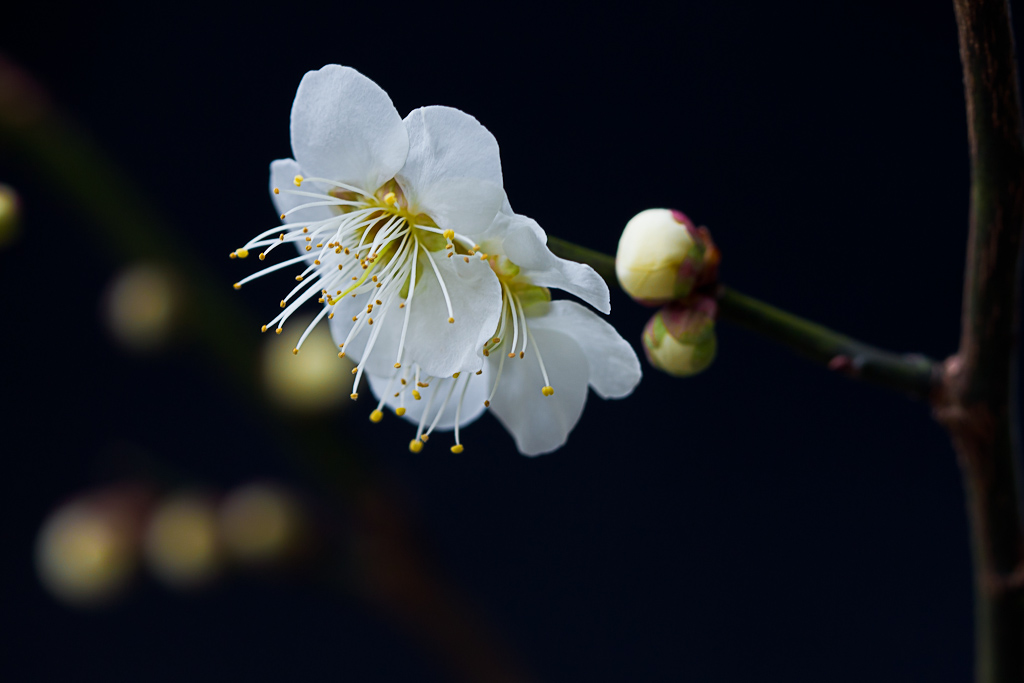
[527,300,642,399]
[366,371,488,433]
[397,106,504,237]
[290,65,408,191]
[501,215,611,314]
[487,329,590,456]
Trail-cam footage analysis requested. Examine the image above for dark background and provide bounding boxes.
[3,1,1017,680]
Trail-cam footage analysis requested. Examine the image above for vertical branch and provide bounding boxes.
[942,2,1024,681]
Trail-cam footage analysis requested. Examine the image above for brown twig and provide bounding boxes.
[933,2,1024,681]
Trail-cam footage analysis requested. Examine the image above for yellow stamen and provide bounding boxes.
[542,386,554,396]
[236,249,249,259]
[450,444,464,454]
[383,191,397,205]
[396,407,406,416]
[409,439,423,453]
[370,410,384,423]
[293,175,303,186]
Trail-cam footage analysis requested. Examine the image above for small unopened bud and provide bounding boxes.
[0,183,20,247]
[616,209,705,305]
[143,493,222,590]
[642,297,717,377]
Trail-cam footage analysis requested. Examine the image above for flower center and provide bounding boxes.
[232,174,487,405]
[481,255,555,405]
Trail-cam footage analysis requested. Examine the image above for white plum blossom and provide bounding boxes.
[232,64,641,456]
[366,208,643,456]
[232,65,507,400]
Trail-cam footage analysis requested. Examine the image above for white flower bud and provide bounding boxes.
[616,209,705,305]
[642,298,717,377]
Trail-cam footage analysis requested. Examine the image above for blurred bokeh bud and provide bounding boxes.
[642,297,718,377]
[0,183,20,247]
[143,493,222,590]
[219,483,306,567]
[103,264,180,352]
[616,209,705,305]
[35,485,151,607]
[262,314,354,413]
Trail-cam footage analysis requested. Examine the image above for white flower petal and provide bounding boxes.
[290,65,408,190]
[402,249,502,378]
[527,301,642,399]
[269,158,341,227]
[367,371,488,431]
[487,329,590,456]
[397,106,504,236]
[502,215,611,314]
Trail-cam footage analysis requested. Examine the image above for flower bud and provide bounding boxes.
[0,183,20,247]
[616,209,705,305]
[143,493,223,590]
[642,297,717,377]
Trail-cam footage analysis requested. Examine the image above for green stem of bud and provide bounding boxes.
[546,237,939,399]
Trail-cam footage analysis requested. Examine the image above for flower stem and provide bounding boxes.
[545,236,939,399]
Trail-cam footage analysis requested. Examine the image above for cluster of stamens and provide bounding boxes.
[233,174,554,454]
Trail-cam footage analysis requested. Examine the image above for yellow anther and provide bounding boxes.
[412,390,421,400]
[314,259,321,265]
[400,379,407,385]
[302,227,308,233]
[464,256,470,263]
[450,444,464,454]
[293,175,303,186]
[484,399,490,407]
[338,264,344,270]
[370,410,384,423]
[409,439,423,453]
[261,325,267,333]
[295,275,304,281]
[508,352,515,358]
[338,351,345,358]
[259,252,266,261]
[292,348,298,355]
[519,351,525,359]
[399,303,406,308]
[417,382,429,388]
[452,372,460,378]
[383,191,397,205]
[318,298,325,304]
[328,313,334,319]
[280,214,286,220]
[396,407,406,417]
[233,283,241,290]
[420,435,429,443]
[275,327,283,334]
[305,236,311,241]
[229,252,237,259]
[350,392,358,399]
[305,245,312,251]
[351,368,358,375]
[368,318,373,325]
[273,187,280,194]
[352,316,358,322]
[483,349,490,357]
[448,317,455,324]
[376,299,382,305]
[542,386,554,396]
[236,248,249,259]
[447,252,454,258]
[443,229,454,240]
[280,300,286,308]
[394,363,402,369]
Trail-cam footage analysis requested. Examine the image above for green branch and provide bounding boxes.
[546,237,938,399]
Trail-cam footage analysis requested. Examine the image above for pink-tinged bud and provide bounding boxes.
[641,297,717,377]
[616,209,705,305]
